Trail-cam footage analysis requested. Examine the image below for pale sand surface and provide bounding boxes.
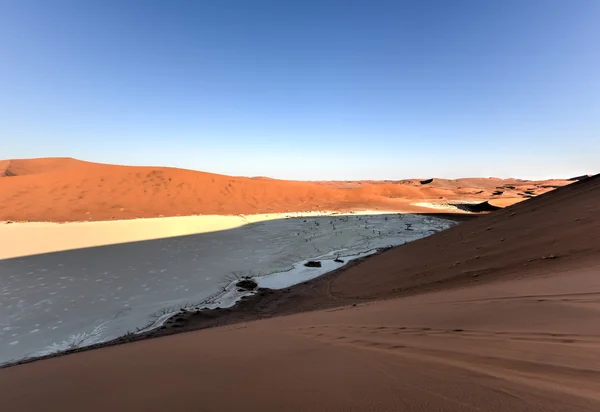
[0,210,412,260]
[1,215,250,260]
[1,265,598,412]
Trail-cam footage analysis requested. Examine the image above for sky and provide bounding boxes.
[0,0,598,180]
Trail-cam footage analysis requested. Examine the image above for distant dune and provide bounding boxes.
[0,157,577,222]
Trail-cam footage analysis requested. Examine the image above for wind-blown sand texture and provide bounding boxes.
[0,170,598,410]
[0,157,576,222]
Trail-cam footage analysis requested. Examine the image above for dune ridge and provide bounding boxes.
[0,157,577,222]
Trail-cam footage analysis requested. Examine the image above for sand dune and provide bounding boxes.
[0,157,575,222]
[0,171,598,410]
[332,174,600,300]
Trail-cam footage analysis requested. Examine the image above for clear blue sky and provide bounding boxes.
[1,0,598,180]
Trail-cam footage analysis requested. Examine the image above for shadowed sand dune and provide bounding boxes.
[0,157,576,222]
[331,174,600,299]
[0,174,598,411]
[450,200,503,213]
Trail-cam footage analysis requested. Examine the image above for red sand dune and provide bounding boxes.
[1,173,598,411]
[0,157,576,222]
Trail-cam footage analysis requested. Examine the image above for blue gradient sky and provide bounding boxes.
[1,0,598,180]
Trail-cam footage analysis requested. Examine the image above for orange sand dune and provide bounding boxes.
[0,157,383,221]
[0,157,577,222]
[1,172,598,411]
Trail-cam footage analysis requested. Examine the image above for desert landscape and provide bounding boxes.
[2,158,485,364]
[0,156,599,411]
[2,1,597,409]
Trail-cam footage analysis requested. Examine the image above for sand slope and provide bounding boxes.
[0,174,598,411]
[2,268,598,411]
[331,174,600,299]
[0,157,575,222]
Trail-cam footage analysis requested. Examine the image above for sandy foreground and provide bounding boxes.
[1,264,598,412]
